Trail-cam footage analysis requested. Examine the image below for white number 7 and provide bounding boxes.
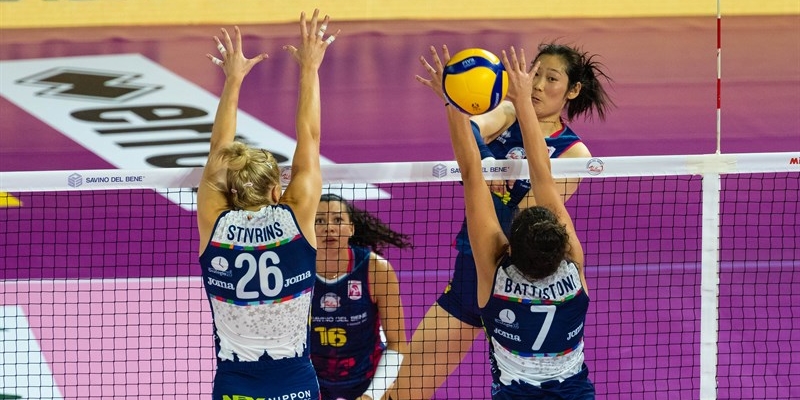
[530,305,556,351]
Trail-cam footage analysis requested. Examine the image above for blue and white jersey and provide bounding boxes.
[199,204,316,364]
[455,121,583,255]
[311,245,384,391]
[481,257,589,386]
[488,120,582,160]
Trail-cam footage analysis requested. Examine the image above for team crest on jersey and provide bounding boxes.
[506,147,526,160]
[321,292,340,312]
[348,280,363,300]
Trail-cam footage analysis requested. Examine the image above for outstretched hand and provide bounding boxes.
[283,9,340,70]
[415,45,451,103]
[500,47,539,104]
[206,26,268,81]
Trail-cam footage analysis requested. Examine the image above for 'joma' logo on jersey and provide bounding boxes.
[16,67,161,103]
[207,277,234,290]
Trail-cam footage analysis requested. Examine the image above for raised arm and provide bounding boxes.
[197,26,267,253]
[280,10,340,245]
[501,47,584,269]
[416,45,508,306]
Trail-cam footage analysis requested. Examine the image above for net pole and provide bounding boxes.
[699,3,722,399]
[699,172,721,400]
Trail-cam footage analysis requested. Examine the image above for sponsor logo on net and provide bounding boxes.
[586,157,604,176]
[67,172,145,187]
[432,163,448,178]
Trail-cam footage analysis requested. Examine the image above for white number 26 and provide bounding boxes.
[235,251,283,299]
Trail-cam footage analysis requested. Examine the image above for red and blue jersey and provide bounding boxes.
[310,245,385,398]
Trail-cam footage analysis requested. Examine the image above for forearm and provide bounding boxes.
[295,66,321,152]
[447,106,482,181]
[511,98,551,184]
[209,76,244,152]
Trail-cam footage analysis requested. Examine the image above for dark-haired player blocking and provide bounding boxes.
[393,40,612,399]
[401,44,595,399]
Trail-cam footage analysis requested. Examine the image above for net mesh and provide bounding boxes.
[1,154,798,399]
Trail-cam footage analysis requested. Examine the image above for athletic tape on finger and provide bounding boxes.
[211,57,223,66]
[325,36,335,45]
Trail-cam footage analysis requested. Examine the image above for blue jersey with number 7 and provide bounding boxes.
[481,256,589,386]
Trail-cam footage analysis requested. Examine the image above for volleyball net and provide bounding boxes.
[1,152,798,399]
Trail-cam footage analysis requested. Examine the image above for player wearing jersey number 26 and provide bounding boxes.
[196,9,339,400]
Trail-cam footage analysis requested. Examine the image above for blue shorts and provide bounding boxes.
[213,358,320,400]
[491,364,595,400]
[437,251,482,327]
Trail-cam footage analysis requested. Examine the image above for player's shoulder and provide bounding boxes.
[561,141,591,158]
[368,252,391,269]
[368,253,399,281]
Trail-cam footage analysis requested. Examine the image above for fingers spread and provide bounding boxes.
[317,15,329,37]
[309,9,320,36]
[299,11,308,37]
[207,54,223,66]
[221,28,233,52]
[530,60,541,75]
[234,26,243,53]
[441,44,451,64]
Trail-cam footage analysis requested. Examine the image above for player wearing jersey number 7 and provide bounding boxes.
[196,10,339,400]
[402,44,595,399]
[392,41,612,399]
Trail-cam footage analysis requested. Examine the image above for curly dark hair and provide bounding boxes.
[509,206,569,280]
[535,42,615,122]
[320,193,412,255]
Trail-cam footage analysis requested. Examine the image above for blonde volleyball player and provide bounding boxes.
[196,10,338,400]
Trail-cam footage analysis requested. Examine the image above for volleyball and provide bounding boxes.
[442,48,508,115]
